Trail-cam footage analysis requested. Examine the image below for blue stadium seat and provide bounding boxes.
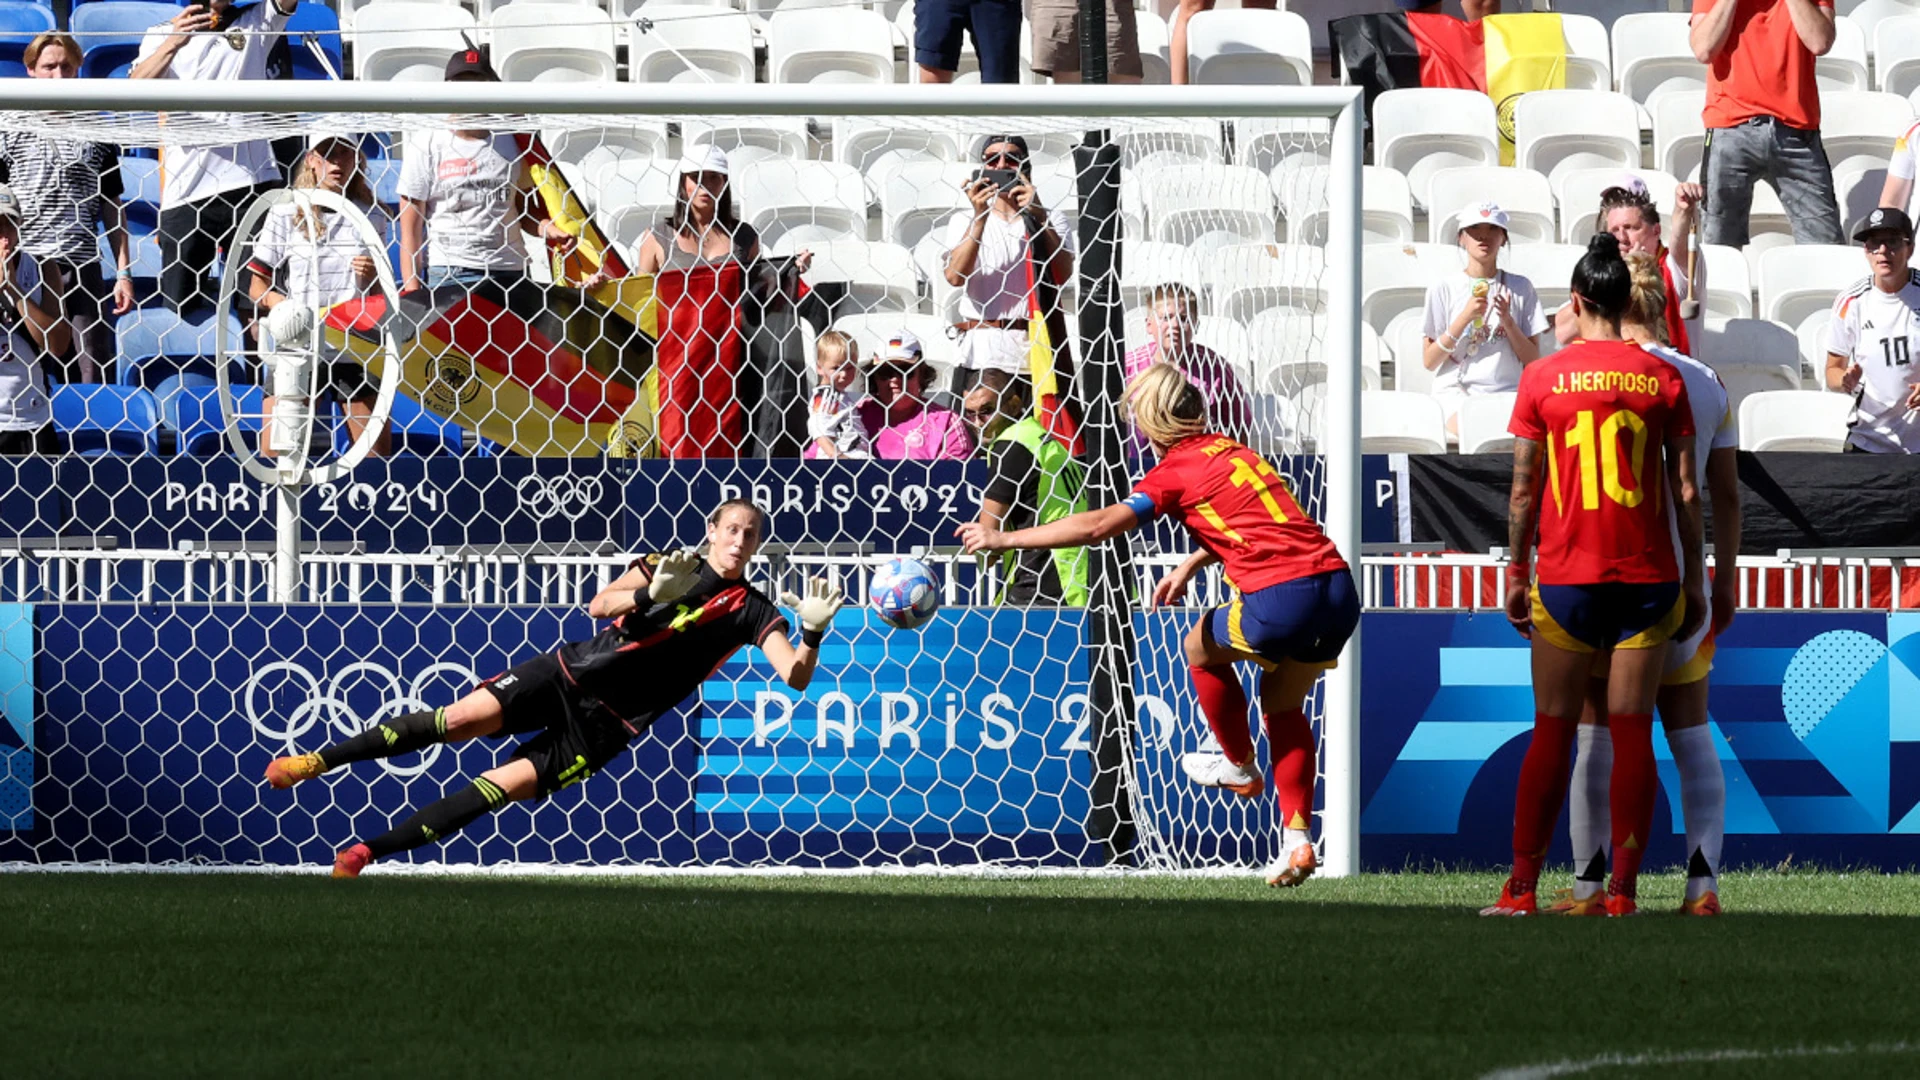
[114,307,245,388]
[152,370,215,436]
[172,384,266,456]
[285,2,342,80]
[364,157,402,206]
[51,383,162,456]
[333,391,463,457]
[118,156,162,228]
[72,2,179,79]
[0,2,56,79]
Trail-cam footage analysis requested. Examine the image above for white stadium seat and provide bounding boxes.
[734,160,870,247]
[1145,164,1277,247]
[1612,12,1704,109]
[1757,244,1862,330]
[830,312,960,373]
[629,6,755,84]
[1372,89,1501,212]
[1737,390,1853,451]
[1121,241,1210,311]
[1558,13,1615,91]
[1834,161,1892,233]
[682,117,811,163]
[1209,243,1326,322]
[1234,117,1332,175]
[1354,167,1415,246]
[834,122,962,175]
[1386,309,1435,395]
[1457,392,1519,455]
[1427,166,1556,244]
[489,4,617,83]
[1502,244,1585,313]
[769,9,896,84]
[1849,0,1920,47]
[1820,17,1873,92]
[1557,167,1679,243]
[1271,162,1329,244]
[1698,319,1802,383]
[591,158,676,230]
[1185,9,1313,86]
[1245,311,1382,393]
[1874,14,1920,99]
[1361,243,1459,338]
[1699,244,1755,321]
[783,238,922,314]
[1820,92,1914,175]
[1137,10,1172,85]
[873,158,967,250]
[1797,308,1836,378]
[1114,120,1224,168]
[1653,89,1708,180]
[1747,182,1796,243]
[1361,390,1448,454]
[352,3,479,83]
[1515,90,1643,192]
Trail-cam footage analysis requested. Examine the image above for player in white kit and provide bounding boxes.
[1554,251,1741,916]
[1826,207,1920,454]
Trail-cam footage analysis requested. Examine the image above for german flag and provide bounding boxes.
[1331,12,1569,165]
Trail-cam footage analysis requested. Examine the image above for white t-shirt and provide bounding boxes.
[1643,341,1734,570]
[396,131,528,272]
[0,253,49,432]
[1421,269,1549,397]
[1826,270,1920,453]
[249,200,391,307]
[1889,119,1920,221]
[941,205,1077,372]
[134,1,293,209]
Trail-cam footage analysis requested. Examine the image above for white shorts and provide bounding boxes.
[1661,617,1714,686]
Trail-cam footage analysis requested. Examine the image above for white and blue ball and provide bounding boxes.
[869,557,941,630]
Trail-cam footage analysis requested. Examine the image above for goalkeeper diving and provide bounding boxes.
[264,499,846,877]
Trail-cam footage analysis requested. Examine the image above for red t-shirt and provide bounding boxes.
[1508,339,1695,586]
[1694,0,1830,130]
[1125,434,1348,593]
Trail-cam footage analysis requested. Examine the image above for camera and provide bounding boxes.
[971,168,1020,193]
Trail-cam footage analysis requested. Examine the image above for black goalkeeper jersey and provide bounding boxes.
[556,559,789,733]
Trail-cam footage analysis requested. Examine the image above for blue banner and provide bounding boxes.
[0,604,30,831]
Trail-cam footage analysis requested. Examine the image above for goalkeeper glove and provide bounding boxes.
[780,577,846,648]
[646,548,702,604]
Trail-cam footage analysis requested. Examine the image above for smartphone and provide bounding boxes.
[971,168,1020,192]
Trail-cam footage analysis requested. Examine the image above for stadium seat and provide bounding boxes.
[330,391,462,457]
[1503,243,1585,313]
[285,3,343,80]
[1557,167,1679,243]
[1284,166,1414,246]
[72,2,179,79]
[733,160,870,247]
[1560,12,1614,91]
[1361,243,1459,339]
[1547,0,1669,34]
[590,158,676,247]
[351,2,479,82]
[1144,164,1276,247]
[1515,90,1642,192]
[0,1,55,78]
[629,5,755,83]
[1209,243,1326,322]
[1874,14,1920,98]
[1835,162,1893,233]
[1653,89,1708,180]
[829,312,960,373]
[1426,166,1556,244]
[1136,9,1171,85]
[1113,120,1224,168]
[834,121,962,174]
[1360,390,1448,454]
[682,118,811,164]
[784,238,921,315]
[1820,92,1914,176]
[1233,117,1331,175]
[1820,17,1873,92]
[1385,309,1434,395]
[1184,9,1312,86]
[870,157,964,250]
[1245,311,1382,394]
[1737,389,1852,451]
[1120,240,1209,311]
[543,124,671,181]
[1611,12,1703,109]
[489,4,617,82]
[1698,244,1754,321]
[1797,308,1837,379]
[769,9,895,84]
[1847,0,1920,47]
[172,385,266,456]
[114,308,244,389]
[1698,318,1802,381]
[1372,88,1501,212]
[1456,392,1518,455]
[51,384,161,456]
[1757,244,1861,330]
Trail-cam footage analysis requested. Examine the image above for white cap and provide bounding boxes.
[0,184,21,223]
[677,144,730,177]
[1459,201,1509,233]
[1609,172,1650,199]
[877,330,923,364]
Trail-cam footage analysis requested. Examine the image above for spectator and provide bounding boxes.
[1171,0,1275,85]
[1462,0,1500,17]
[915,0,1021,84]
[397,47,573,294]
[1123,282,1252,452]
[0,34,132,384]
[943,135,1074,395]
[804,329,869,460]
[246,136,392,458]
[858,332,973,461]
[1690,0,1843,246]
[966,371,1088,605]
[133,0,299,315]
[1877,114,1920,221]
[1421,202,1546,434]
[1824,207,1920,453]
[0,185,70,455]
[1031,0,1142,84]
[1553,175,1707,355]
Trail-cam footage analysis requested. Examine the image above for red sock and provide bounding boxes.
[1190,663,1253,766]
[1262,707,1315,832]
[1607,712,1657,898]
[1511,711,1577,887]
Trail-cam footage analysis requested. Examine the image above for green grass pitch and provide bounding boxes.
[5,870,1918,1077]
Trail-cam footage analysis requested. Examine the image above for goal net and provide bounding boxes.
[0,81,1362,873]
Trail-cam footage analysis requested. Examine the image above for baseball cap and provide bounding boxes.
[0,183,22,223]
[1853,206,1915,243]
[445,44,495,81]
[1604,172,1651,200]
[676,144,730,177]
[869,331,924,368]
[1459,201,1510,233]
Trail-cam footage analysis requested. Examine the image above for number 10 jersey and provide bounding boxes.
[1508,339,1695,586]
[1826,271,1920,453]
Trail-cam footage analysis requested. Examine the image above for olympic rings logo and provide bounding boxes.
[516,473,605,522]
[241,660,482,778]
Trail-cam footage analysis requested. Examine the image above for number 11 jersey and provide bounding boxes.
[1508,339,1695,586]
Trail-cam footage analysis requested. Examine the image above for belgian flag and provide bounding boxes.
[1332,12,1570,165]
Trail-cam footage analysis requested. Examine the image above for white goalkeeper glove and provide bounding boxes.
[264,301,316,350]
[780,576,846,648]
[647,548,702,604]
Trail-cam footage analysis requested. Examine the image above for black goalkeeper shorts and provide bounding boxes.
[478,653,630,797]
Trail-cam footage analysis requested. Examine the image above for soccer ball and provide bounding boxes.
[869,557,941,630]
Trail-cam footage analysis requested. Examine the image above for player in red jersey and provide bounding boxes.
[957,363,1358,886]
[1484,235,1707,917]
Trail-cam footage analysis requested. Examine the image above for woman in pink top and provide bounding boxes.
[856,330,974,461]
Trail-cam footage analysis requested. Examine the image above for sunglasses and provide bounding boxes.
[982,152,1025,167]
[963,406,997,421]
[1863,236,1910,252]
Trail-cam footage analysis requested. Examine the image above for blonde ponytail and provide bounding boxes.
[1124,363,1208,450]
[1624,250,1668,345]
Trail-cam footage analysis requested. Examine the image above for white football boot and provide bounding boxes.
[1180,752,1264,799]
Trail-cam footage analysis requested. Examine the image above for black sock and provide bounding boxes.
[315,708,447,770]
[363,776,511,859]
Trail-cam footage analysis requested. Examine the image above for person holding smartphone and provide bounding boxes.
[132,0,300,316]
[942,135,1075,397]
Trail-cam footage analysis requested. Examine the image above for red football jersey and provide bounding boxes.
[1508,339,1696,585]
[1125,434,1347,592]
